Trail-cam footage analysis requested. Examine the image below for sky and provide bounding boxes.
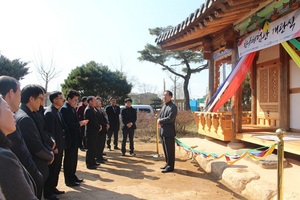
[0,0,208,99]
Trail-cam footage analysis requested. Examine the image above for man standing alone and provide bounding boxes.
[157,90,177,173]
[121,98,137,156]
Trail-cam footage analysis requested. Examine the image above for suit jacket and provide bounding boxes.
[44,105,71,152]
[95,108,109,134]
[7,126,43,194]
[36,106,54,149]
[121,106,137,130]
[84,106,101,136]
[0,147,37,200]
[76,103,87,121]
[106,105,120,131]
[158,101,178,138]
[60,102,81,148]
[15,104,54,181]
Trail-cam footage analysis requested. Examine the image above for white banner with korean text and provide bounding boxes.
[238,8,300,57]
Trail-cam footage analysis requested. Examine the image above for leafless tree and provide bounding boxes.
[35,53,61,93]
[137,82,157,94]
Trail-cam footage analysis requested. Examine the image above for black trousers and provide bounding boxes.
[121,128,134,154]
[79,126,86,149]
[96,132,106,160]
[161,136,175,169]
[63,146,79,183]
[107,129,119,148]
[86,132,99,166]
[44,150,63,197]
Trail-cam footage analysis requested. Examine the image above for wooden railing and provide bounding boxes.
[193,111,251,141]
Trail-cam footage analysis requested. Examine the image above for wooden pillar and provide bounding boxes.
[203,38,214,100]
[230,44,242,140]
[279,45,290,130]
[250,54,258,125]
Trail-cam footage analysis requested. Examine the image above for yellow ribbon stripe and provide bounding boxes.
[281,41,300,69]
[248,144,276,161]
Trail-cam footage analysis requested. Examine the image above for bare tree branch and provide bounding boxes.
[34,51,61,94]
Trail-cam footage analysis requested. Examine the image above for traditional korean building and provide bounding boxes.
[156,0,300,154]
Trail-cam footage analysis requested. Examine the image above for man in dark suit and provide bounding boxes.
[158,90,178,173]
[105,97,120,151]
[15,84,55,193]
[44,91,71,199]
[121,98,137,156]
[60,90,88,186]
[95,97,109,163]
[0,76,44,199]
[84,96,102,169]
[76,96,88,150]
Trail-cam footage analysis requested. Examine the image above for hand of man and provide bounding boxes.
[48,151,55,164]
[126,122,133,128]
[53,148,58,154]
[80,119,89,126]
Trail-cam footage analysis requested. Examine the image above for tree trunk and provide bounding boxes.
[183,75,191,111]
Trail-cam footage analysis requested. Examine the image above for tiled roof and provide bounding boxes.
[156,0,270,51]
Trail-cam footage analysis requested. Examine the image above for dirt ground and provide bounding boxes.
[55,138,247,200]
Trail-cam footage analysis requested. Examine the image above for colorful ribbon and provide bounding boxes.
[281,41,300,69]
[175,137,277,165]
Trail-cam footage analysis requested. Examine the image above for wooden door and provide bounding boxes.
[256,61,280,127]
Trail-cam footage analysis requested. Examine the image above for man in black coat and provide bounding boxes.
[158,90,178,173]
[105,97,120,150]
[60,90,88,186]
[15,84,54,194]
[95,97,109,163]
[121,98,137,156]
[76,96,88,150]
[44,91,71,199]
[0,76,43,199]
[84,96,101,169]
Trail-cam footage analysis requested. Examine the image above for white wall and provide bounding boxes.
[289,60,300,129]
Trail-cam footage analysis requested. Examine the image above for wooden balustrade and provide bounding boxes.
[194,111,252,141]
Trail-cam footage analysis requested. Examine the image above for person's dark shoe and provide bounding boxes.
[75,177,84,183]
[96,159,105,164]
[161,166,174,173]
[130,152,136,156]
[44,194,59,200]
[121,153,125,156]
[160,164,168,169]
[107,148,112,151]
[87,165,98,170]
[98,158,108,161]
[53,188,65,195]
[65,182,80,187]
[114,147,120,150]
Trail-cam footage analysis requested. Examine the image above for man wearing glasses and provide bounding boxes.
[15,84,55,197]
[44,91,70,200]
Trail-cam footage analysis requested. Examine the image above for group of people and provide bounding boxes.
[0,74,178,200]
[0,76,88,200]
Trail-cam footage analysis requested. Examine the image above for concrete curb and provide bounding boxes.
[176,145,277,200]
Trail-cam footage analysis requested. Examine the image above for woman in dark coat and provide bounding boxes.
[0,97,37,200]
